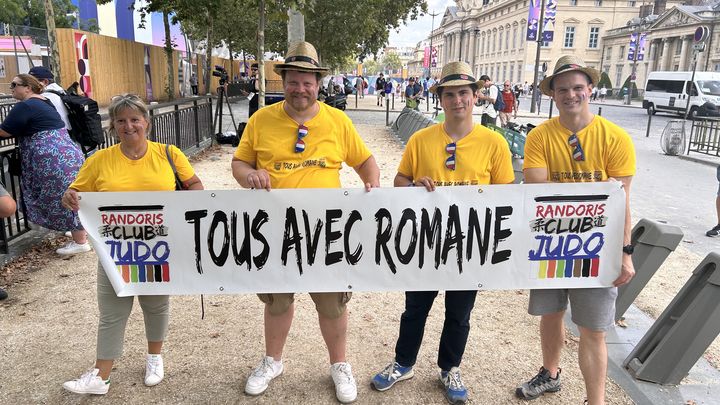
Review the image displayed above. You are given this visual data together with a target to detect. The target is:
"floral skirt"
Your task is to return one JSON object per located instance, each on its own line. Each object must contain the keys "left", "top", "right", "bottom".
{"left": 19, "top": 128, "right": 84, "bottom": 231}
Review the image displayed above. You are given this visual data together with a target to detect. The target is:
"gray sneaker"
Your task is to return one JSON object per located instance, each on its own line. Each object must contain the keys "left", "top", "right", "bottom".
{"left": 515, "top": 367, "right": 561, "bottom": 400}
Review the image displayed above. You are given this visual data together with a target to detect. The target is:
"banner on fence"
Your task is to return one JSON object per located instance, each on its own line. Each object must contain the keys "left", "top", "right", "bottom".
{"left": 78, "top": 183, "right": 626, "bottom": 297}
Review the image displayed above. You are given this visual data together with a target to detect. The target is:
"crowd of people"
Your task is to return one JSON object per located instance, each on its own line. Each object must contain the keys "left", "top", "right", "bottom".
{"left": 1, "top": 40, "right": 641, "bottom": 405}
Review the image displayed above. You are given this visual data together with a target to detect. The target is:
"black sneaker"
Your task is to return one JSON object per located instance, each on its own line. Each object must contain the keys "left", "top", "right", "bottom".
{"left": 515, "top": 366, "right": 561, "bottom": 400}
{"left": 706, "top": 224, "right": 720, "bottom": 237}
{"left": 0, "top": 287, "right": 7, "bottom": 300}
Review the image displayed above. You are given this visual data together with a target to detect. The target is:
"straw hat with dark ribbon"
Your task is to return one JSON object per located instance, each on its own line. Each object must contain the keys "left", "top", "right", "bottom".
{"left": 273, "top": 42, "right": 330, "bottom": 75}
{"left": 539, "top": 55, "right": 600, "bottom": 96}
{"left": 429, "top": 61, "right": 482, "bottom": 94}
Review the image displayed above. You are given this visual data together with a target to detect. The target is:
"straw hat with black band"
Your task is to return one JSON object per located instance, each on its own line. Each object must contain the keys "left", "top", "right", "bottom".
{"left": 539, "top": 55, "right": 600, "bottom": 96}
{"left": 429, "top": 61, "right": 482, "bottom": 94}
{"left": 273, "top": 42, "right": 330, "bottom": 75}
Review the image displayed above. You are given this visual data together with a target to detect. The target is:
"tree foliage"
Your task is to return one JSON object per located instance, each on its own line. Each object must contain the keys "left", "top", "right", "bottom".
{"left": 303, "top": 0, "right": 426, "bottom": 68}
{"left": 381, "top": 53, "right": 402, "bottom": 71}
{"left": 1, "top": 0, "right": 76, "bottom": 29}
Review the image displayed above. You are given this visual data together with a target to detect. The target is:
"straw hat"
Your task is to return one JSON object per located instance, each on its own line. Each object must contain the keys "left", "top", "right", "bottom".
{"left": 273, "top": 42, "right": 329, "bottom": 75}
{"left": 429, "top": 61, "right": 482, "bottom": 94}
{"left": 539, "top": 55, "right": 600, "bottom": 96}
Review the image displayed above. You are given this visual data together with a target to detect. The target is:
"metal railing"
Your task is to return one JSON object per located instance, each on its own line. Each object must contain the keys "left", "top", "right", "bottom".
{"left": 0, "top": 96, "right": 214, "bottom": 253}
{"left": 687, "top": 116, "right": 720, "bottom": 157}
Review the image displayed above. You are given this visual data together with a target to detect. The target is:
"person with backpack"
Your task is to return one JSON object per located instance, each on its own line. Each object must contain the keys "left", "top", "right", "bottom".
{"left": 28, "top": 66, "right": 72, "bottom": 131}
{"left": 376, "top": 73, "right": 387, "bottom": 107}
{"left": 0, "top": 74, "right": 88, "bottom": 256}
{"left": 477, "top": 74, "right": 499, "bottom": 126}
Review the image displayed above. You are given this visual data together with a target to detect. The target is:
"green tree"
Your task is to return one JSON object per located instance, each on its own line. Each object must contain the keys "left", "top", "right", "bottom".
{"left": 381, "top": 53, "right": 402, "bottom": 72}
{"left": 4, "top": 0, "right": 77, "bottom": 29}
{"left": 303, "top": 0, "right": 425, "bottom": 68}
{"left": 362, "top": 59, "right": 379, "bottom": 75}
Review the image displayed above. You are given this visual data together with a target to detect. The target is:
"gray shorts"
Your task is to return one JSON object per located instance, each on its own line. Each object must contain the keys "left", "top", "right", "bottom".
{"left": 528, "top": 287, "right": 617, "bottom": 331}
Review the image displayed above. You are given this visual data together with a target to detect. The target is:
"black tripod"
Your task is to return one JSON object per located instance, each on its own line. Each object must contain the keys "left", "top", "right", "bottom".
{"left": 213, "top": 84, "right": 238, "bottom": 142}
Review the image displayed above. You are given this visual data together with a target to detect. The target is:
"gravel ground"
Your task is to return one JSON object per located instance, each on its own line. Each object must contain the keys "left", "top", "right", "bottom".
{"left": 4, "top": 117, "right": 711, "bottom": 404}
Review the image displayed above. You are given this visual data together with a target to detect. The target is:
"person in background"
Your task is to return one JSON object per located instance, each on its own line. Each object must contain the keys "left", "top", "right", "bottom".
{"left": 706, "top": 165, "right": 720, "bottom": 237}
{"left": 405, "top": 77, "right": 421, "bottom": 110}
{"left": 376, "top": 73, "right": 387, "bottom": 107}
{"left": 499, "top": 80, "right": 517, "bottom": 128}
{"left": 61, "top": 94, "right": 204, "bottom": 395}
{"left": 371, "top": 61, "right": 514, "bottom": 405}
{"left": 189, "top": 74, "right": 199, "bottom": 96}
{"left": 0, "top": 184, "right": 17, "bottom": 301}
{"left": 28, "top": 66, "right": 71, "bottom": 130}
{"left": 476, "top": 75, "right": 498, "bottom": 126}
{"left": 0, "top": 74, "right": 88, "bottom": 256}
{"left": 248, "top": 63, "right": 260, "bottom": 117}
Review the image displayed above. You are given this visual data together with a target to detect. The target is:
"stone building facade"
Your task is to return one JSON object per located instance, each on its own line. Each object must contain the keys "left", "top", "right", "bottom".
{"left": 426, "top": 0, "right": 682, "bottom": 85}
{"left": 602, "top": 2, "right": 720, "bottom": 93}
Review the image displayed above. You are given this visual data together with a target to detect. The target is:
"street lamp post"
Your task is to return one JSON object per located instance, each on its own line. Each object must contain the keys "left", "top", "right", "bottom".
{"left": 530, "top": 0, "right": 547, "bottom": 114}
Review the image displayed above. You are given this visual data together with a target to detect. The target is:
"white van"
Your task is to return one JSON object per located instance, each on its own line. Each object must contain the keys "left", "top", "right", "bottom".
{"left": 643, "top": 71, "right": 720, "bottom": 117}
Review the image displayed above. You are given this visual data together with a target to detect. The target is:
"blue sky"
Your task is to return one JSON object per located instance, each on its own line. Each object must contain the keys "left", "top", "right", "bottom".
{"left": 389, "top": 0, "right": 454, "bottom": 47}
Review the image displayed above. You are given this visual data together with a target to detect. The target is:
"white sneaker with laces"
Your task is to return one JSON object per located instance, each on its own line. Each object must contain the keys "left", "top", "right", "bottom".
{"left": 245, "top": 356, "right": 283, "bottom": 395}
{"left": 145, "top": 354, "right": 164, "bottom": 386}
{"left": 56, "top": 241, "right": 92, "bottom": 256}
{"left": 62, "top": 368, "right": 109, "bottom": 395}
{"left": 330, "top": 362, "right": 357, "bottom": 404}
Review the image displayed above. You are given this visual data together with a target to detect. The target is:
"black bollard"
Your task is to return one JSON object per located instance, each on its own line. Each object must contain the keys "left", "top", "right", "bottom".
{"left": 392, "top": 93, "right": 395, "bottom": 110}
{"left": 598, "top": 107, "right": 602, "bottom": 116}
{"left": 548, "top": 99, "right": 554, "bottom": 119}
{"left": 386, "top": 99, "right": 390, "bottom": 126}
{"left": 355, "top": 91, "right": 358, "bottom": 109}
{"left": 646, "top": 111, "right": 653, "bottom": 137}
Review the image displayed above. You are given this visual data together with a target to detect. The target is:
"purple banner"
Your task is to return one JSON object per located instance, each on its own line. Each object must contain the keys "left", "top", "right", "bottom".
{"left": 638, "top": 33, "right": 647, "bottom": 61}
{"left": 628, "top": 33, "right": 646, "bottom": 61}
{"left": 526, "top": 0, "right": 541, "bottom": 41}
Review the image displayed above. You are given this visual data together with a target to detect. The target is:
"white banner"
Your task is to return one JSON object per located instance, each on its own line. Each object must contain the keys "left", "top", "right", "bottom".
{"left": 77, "top": 183, "right": 626, "bottom": 296}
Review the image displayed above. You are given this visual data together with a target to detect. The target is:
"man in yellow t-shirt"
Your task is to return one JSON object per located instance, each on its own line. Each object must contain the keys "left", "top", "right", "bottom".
{"left": 516, "top": 55, "right": 636, "bottom": 405}
{"left": 231, "top": 41, "right": 379, "bottom": 404}
{"left": 371, "top": 61, "right": 514, "bottom": 405}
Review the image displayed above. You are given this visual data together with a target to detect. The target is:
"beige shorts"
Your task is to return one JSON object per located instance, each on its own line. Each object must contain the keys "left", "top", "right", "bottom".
{"left": 257, "top": 292, "right": 352, "bottom": 319}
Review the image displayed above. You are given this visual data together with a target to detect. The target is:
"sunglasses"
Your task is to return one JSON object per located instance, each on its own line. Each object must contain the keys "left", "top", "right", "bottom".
{"left": 568, "top": 133, "right": 585, "bottom": 161}
{"left": 9, "top": 82, "right": 26, "bottom": 89}
{"left": 111, "top": 93, "right": 142, "bottom": 102}
{"left": 445, "top": 142, "right": 457, "bottom": 170}
{"left": 295, "top": 124, "right": 309, "bottom": 153}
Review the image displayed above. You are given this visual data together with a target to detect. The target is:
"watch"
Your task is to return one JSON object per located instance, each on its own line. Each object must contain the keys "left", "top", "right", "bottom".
{"left": 622, "top": 244, "right": 634, "bottom": 255}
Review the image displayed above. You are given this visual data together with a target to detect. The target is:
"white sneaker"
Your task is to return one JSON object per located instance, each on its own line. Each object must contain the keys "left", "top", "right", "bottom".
{"left": 330, "top": 362, "right": 357, "bottom": 404}
{"left": 62, "top": 368, "right": 110, "bottom": 395}
{"left": 245, "top": 356, "right": 283, "bottom": 395}
{"left": 145, "top": 354, "right": 164, "bottom": 386}
{"left": 56, "top": 241, "right": 92, "bottom": 256}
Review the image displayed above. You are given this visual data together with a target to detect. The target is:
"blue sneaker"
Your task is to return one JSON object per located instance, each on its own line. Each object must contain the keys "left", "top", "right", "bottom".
{"left": 440, "top": 367, "right": 468, "bottom": 404}
{"left": 371, "top": 361, "right": 414, "bottom": 391}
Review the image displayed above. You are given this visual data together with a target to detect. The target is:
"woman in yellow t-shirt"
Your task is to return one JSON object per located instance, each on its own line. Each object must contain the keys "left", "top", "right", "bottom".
{"left": 60, "top": 94, "right": 203, "bottom": 395}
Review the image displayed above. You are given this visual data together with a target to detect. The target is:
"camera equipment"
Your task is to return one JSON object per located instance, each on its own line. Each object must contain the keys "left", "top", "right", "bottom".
{"left": 212, "top": 65, "right": 229, "bottom": 85}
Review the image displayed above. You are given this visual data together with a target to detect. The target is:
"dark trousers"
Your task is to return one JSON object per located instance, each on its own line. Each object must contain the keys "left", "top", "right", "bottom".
{"left": 394, "top": 290, "right": 478, "bottom": 371}
{"left": 191, "top": 85, "right": 198, "bottom": 95}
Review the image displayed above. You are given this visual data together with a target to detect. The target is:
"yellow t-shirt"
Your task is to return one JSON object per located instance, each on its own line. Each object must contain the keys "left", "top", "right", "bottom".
{"left": 398, "top": 123, "right": 515, "bottom": 186}
{"left": 234, "top": 102, "right": 372, "bottom": 188}
{"left": 523, "top": 116, "right": 636, "bottom": 182}
{"left": 70, "top": 141, "right": 195, "bottom": 192}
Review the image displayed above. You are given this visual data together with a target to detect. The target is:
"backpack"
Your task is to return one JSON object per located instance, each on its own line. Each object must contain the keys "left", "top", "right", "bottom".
{"left": 47, "top": 90, "right": 104, "bottom": 155}
{"left": 493, "top": 85, "right": 505, "bottom": 112}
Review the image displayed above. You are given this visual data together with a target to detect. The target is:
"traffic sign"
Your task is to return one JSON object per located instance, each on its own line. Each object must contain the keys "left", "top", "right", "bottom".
{"left": 693, "top": 43, "right": 706, "bottom": 52}
{"left": 694, "top": 26, "right": 709, "bottom": 43}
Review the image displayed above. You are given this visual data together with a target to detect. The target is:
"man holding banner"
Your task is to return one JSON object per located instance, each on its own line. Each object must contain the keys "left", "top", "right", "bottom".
{"left": 516, "top": 55, "right": 636, "bottom": 405}
{"left": 231, "top": 41, "right": 380, "bottom": 404}
{"left": 371, "top": 61, "right": 514, "bottom": 404}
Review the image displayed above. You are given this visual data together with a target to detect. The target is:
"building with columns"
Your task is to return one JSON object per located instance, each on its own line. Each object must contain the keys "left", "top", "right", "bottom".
{"left": 425, "top": 0, "right": 682, "bottom": 85}
{"left": 603, "top": 1, "right": 720, "bottom": 93}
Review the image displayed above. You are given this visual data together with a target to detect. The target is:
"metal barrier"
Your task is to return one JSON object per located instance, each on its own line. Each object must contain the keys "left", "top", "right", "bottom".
{"left": 615, "top": 218, "right": 684, "bottom": 321}
{"left": 0, "top": 96, "right": 214, "bottom": 254}
{"left": 391, "top": 108, "right": 435, "bottom": 144}
{"left": 688, "top": 116, "right": 720, "bottom": 157}
{"left": 624, "top": 252, "right": 720, "bottom": 385}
